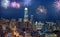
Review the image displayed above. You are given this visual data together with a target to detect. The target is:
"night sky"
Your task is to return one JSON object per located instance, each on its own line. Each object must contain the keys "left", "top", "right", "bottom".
{"left": 0, "top": 0, "right": 60, "bottom": 21}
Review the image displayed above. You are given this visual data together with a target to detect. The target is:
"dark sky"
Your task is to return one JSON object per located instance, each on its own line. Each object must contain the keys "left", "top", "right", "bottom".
{"left": 0, "top": 0, "right": 60, "bottom": 21}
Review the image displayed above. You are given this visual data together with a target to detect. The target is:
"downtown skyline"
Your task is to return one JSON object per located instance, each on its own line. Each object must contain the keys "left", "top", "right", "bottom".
{"left": 0, "top": 0, "right": 60, "bottom": 21}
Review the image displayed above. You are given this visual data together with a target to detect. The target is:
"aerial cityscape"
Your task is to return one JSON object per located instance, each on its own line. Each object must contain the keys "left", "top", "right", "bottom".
{"left": 0, "top": 0, "right": 60, "bottom": 37}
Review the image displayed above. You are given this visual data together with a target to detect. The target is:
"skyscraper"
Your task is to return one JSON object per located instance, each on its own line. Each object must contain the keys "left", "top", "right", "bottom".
{"left": 30, "top": 15, "right": 33, "bottom": 24}
{"left": 24, "top": 7, "right": 28, "bottom": 22}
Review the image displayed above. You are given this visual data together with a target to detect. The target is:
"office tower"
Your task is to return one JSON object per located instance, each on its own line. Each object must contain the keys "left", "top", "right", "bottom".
{"left": 45, "top": 33, "right": 57, "bottom": 37}
{"left": 18, "top": 18, "right": 22, "bottom": 22}
{"left": 10, "top": 19, "right": 16, "bottom": 30}
{"left": 38, "top": 22, "right": 44, "bottom": 30}
{"left": 30, "top": 15, "right": 33, "bottom": 24}
{"left": 0, "top": 19, "right": 3, "bottom": 25}
{"left": 24, "top": 32, "right": 32, "bottom": 37}
{"left": 16, "top": 18, "right": 23, "bottom": 29}
{"left": 30, "top": 15, "right": 34, "bottom": 31}
{"left": 34, "top": 21, "right": 38, "bottom": 31}
{"left": 56, "top": 20, "right": 60, "bottom": 30}
{"left": 46, "top": 22, "right": 55, "bottom": 31}
{"left": 23, "top": 7, "right": 29, "bottom": 31}
{"left": 35, "top": 21, "right": 44, "bottom": 31}
{"left": 24, "top": 7, "right": 28, "bottom": 22}
{"left": 36, "top": 21, "right": 44, "bottom": 35}
{"left": 23, "top": 7, "right": 32, "bottom": 32}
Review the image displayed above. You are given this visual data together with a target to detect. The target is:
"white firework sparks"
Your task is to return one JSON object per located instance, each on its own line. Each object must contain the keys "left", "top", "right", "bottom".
{"left": 1, "top": 0, "right": 10, "bottom": 8}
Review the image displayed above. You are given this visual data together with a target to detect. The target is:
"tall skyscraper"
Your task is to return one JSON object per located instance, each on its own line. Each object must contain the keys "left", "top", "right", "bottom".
{"left": 24, "top": 7, "right": 28, "bottom": 22}
{"left": 30, "top": 15, "right": 33, "bottom": 24}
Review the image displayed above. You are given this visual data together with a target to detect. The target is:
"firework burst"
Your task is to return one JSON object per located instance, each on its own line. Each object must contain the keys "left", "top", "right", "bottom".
{"left": 37, "top": 6, "right": 47, "bottom": 14}
{"left": 1, "top": 0, "right": 10, "bottom": 9}
{"left": 10, "top": 2, "right": 20, "bottom": 8}
{"left": 53, "top": 0, "right": 60, "bottom": 11}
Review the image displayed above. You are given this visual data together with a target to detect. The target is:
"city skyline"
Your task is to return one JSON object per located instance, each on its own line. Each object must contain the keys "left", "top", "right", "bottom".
{"left": 0, "top": 0, "right": 60, "bottom": 22}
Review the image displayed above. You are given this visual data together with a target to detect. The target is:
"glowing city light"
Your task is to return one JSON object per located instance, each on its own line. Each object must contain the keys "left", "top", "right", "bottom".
{"left": 11, "top": 2, "right": 20, "bottom": 8}
{"left": 24, "top": 7, "right": 28, "bottom": 10}
{"left": 53, "top": 0, "right": 60, "bottom": 11}
{"left": 37, "top": 6, "right": 46, "bottom": 13}
{"left": 1, "top": 0, "right": 10, "bottom": 8}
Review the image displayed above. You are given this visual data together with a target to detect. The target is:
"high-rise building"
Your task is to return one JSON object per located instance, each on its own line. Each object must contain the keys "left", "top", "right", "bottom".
{"left": 16, "top": 18, "right": 23, "bottom": 29}
{"left": 23, "top": 7, "right": 33, "bottom": 32}
{"left": 35, "top": 21, "right": 44, "bottom": 31}
{"left": 30, "top": 15, "right": 34, "bottom": 24}
{"left": 56, "top": 20, "right": 60, "bottom": 30}
{"left": 46, "top": 22, "right": 55, "bottom": 31}
{"left": 9, "top": 19, "right": 16, "bottom": 30}
{"left": 18, "top": 18, "right": 22, "bottom": 22}
{"left": 24, "top": 7, "right": 28, "bottom": 22}
{"left": 0, "top": 20, "right": 3, "bottom": 25}
{"left": 37, "top": 22, "right": 44, "bottom": 30}
{"left": 35, "top": 21, "right": 44, "bottom": 35}
{"left": 30, "top": 15, "right": 35, "bottom": 31}
{"left": 45, "top": 33, "right": 57, "bottom": 37}
{"left": 24, "top": 31, "right": 32, "bottom": 37}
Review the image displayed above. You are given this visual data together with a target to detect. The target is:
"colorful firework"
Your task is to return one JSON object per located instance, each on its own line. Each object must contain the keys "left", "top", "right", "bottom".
{"left": 10, "top": 2, "right": 20, "bottom": 8}
{"left": 53, "top": 0, "right": 60, "bottom": 11}
{"left": 37, "top": 6, "right": 46, "bottom": 14}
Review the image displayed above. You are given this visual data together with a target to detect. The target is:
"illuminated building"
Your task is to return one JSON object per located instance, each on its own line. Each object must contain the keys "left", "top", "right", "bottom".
{"left": 55, "top": 20, "right": 60, "bottom": 31}
{"left": 30, "top": 15, "right": 34, "bottom": 24}
{"left": 45, "top": 33, "right": 57, "bottom": 37}
{"left": 46, "top": 22, "right": 55, "bottom": 31}
{"left": 9, "top": 19, "right": 16, "bottom": 30}
{"left": 35, "top": 21, "right": 44, "bottom": 35}
{"left": 18, "top": 18, "right": 22, "bottom": 22}
{"left": 24, "top": 32, "right": 32, "bottom": 37}
{"left": 24, "top": 7, "right": 28, "bottom": 22}
{"left": 16, "top": 18, "right": 23, "bottom": 29}
{"left": 0, "top": 20, "right": 3, "bottom": 25}
{"left": 35, "top": 21, "right": 44, "bottom": 31}
{"left": 30, "top": 15, "right": 36, "bottom": 31}
{"left": 23, "top": 7, "right": 33, "bottom": 32}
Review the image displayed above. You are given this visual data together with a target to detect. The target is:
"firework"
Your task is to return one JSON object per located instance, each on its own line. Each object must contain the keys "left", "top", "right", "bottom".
{"left": 37, "top": 6, "right": 46, "bottom": 14}
{"left": 11, "top": 2, "right": 20, "bottom": 8}
{"left": 1, "top": 0, "right": 10, "bottom": 8}
{"left": 53, "top": 0, "right": 60, "bottom": 11}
